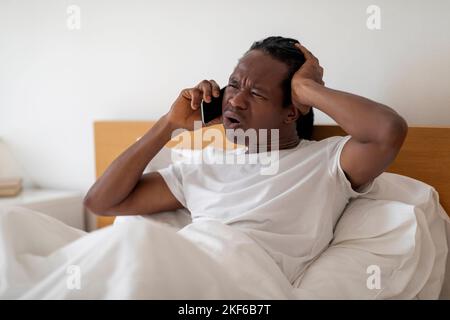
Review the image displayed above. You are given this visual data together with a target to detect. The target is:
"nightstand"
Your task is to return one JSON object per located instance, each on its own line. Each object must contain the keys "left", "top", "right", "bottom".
{"left": 0, "top": 188, "right": 85, "bottom": 230}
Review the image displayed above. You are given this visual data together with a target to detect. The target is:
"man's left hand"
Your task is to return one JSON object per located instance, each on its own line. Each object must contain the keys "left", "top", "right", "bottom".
{"left": 291, "top": 43, "right": 324, "bottom": 115}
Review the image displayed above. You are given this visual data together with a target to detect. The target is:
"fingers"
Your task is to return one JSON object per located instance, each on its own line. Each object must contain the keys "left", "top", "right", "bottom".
{"left": 209, "top": 80, "right": 221, "bottom": 98}
{"left": 195, "top": 79, "right": 221, "bottom": 104}
{"left": 294, "top": 43, "right": 324, "bottom": 85}
{"left": 295, "top": 43, "right": 319, "bottom": 64}
{"left": 318, "top": 65, "right": 324, "bottom": 82}
{"left": 188, "top": 79, "right": 221, "bottom": 110}
{"left": 294, "top": 43, "right": 312, "bottom": 58}
{"left": 195, "top": 80, "right": 212, "bottom": 103}
{"left": 186, "top": 88, "right": 203, "bottom": 110}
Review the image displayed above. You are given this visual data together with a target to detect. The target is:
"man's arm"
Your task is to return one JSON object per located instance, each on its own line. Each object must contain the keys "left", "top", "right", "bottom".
{"left": 84, "top": 79, "right": 223, "bottom": 216}
{"left": 83, "top": 115, "right": 183, "bottom": 215}
{"left": 296, "top": 81, "right": 407, "bottom": 190}
{"left": 291, "top": 44, "right": 408, "bottom": 191}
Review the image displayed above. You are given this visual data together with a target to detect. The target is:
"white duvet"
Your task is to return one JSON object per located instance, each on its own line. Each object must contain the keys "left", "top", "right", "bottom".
{"left": 0, "top": 172, "right": 449, "bottom": 299}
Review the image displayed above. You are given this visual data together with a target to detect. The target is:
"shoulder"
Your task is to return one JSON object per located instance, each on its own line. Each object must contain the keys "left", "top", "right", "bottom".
{"left": 296, "top": 135, "right": 351, "bottom": 155}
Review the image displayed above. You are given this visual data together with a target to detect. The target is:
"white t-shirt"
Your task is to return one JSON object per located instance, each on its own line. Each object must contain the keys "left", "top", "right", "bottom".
{"left": 157, "top": 135, "right": 375, "bottom": 284}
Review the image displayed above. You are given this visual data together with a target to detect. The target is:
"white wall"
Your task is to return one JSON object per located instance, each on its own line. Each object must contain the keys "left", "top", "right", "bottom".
{"left": 1, "top": 0, "right": 449, "bottom": 194}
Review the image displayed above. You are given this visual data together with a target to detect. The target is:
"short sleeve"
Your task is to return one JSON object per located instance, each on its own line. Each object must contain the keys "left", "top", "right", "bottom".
{"left": 327, "top": 135, "right": 375, "bottom": 199}
{"left": 157, "top": 162, "right": 187, "bottom": 207}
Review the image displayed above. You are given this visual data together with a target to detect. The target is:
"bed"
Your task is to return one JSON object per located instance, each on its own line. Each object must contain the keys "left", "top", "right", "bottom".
{"left": 89, "top": 121, "right": 450, "bottom": 299}
{"left": 0, "top": 121, "right": 448, "bottom": 299}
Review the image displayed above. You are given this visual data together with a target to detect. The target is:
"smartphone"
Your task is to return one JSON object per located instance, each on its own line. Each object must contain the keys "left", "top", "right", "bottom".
{"left": 201, "top": 86, "right": 226, "bottom": 125}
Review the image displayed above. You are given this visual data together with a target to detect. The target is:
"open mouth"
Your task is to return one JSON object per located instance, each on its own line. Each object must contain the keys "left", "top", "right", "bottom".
{"left": 223, "top": 110, "right": 243, "bottom": 128}
{"left": 224, "top": 116, "right": 242, "bottom": 128}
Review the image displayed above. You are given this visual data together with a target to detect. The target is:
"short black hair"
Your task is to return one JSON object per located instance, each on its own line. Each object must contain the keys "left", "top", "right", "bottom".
{"left": 246, "top": 36, "right": 314, "bottom": 140}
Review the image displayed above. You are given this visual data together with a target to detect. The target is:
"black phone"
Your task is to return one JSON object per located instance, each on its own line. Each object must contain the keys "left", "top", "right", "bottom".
{"left": 201, "top": 86, "right": 226, "bottom": 125}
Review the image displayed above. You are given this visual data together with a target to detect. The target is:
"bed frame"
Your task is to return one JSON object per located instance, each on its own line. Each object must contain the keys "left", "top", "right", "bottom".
{"left": 92, "top": 121, "right": 450, "bottom": 229}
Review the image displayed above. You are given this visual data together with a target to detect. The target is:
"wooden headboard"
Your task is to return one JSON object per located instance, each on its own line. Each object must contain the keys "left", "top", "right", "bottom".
{"left": 92, "top": 121, "right": 450, "bottom": 229}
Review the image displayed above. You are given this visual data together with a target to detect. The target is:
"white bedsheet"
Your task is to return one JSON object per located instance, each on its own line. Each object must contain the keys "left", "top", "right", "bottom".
{"left": 0, "top": 173, "right": 448, "bottom": 299}
{"left": 0, "top": 207, "right": 296, "bottom": 299}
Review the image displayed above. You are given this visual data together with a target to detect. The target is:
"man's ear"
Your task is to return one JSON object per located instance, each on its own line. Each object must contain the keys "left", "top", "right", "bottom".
{"left": 283, "top": 104, "right": 301, "bottom": 124}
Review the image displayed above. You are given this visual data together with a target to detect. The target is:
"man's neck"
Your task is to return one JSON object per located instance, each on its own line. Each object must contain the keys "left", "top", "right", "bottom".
{"left": 244, "top": 135, "right": 301, "bottom": 154}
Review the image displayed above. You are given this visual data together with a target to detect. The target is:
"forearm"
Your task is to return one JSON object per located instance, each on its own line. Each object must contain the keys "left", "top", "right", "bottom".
{"left": 297, "top": 80, "right": 407, "bottom": 143}
{"left": 84, "top": 115, "right": 174, "bottom": 212}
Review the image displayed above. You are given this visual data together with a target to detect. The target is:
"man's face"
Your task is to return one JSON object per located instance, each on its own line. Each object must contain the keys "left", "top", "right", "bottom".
{"left": 222, "top": 50, "right": 290, "bottom": 134}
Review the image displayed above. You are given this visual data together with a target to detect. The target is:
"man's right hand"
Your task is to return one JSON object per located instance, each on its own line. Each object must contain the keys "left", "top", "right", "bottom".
{"left": 165, "top": 79, "right": 223, "bottom": 131}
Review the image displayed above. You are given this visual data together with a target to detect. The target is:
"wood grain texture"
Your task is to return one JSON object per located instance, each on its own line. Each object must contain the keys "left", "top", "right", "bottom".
{"left": 92, "top": 121, "right": 450, "bottom": 229}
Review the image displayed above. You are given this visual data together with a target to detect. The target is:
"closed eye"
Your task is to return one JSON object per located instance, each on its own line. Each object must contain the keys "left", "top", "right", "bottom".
{"left": 228, "top": 83, "right": 266, "bottom": 99}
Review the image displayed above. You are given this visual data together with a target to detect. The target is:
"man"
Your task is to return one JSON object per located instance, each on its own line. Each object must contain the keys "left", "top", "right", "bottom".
{"left": 84, "top": 36, "right": 408, "bottom": 285}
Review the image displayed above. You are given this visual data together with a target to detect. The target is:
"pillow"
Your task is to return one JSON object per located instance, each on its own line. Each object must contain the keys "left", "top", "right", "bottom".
{"left": 294, "top": 172, "right": 449, "bottom": 299}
